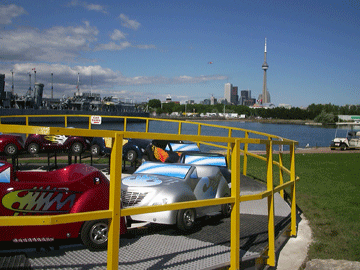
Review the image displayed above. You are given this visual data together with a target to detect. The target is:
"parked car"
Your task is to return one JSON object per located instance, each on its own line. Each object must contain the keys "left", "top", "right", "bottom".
{"left": 121, "top": 161, "right": 231, "bottom": 231}
{"left": 25, "top": 134, "right": 92, "bottom": 155}
{"left": 0, "top": 134, "right": 24, "bottom": 156}
{"left": 90, "top": 137, "right": 112, "bottom": 156}
{"left": 0, "top": 161, "right": 126, "bottom": 250}
{"left": 330, "top": 124, "right": 360, "bottom": 150}
{"left": 123, "top": 138, "right": 151, "bottom": 163}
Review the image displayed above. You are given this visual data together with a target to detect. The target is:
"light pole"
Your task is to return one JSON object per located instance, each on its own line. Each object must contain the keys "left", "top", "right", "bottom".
{"left": 10, "top": 69, "right": 14, "bottom": 95}
{"left": 28, "top": 73, "right": 31, "bottom": 95}
{"left": 51, "top": 73, "right": 53, "bottom": 99}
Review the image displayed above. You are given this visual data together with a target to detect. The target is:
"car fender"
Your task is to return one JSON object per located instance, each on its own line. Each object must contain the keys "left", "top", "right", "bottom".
{"left": 24, "top": 138, "right": 42, "bottom": 149}
{"left": 65, "top": 137, "right": 87, "bottom": 149}
{"left": 0, "top": 138, "right": 11, "bottom": 152}
{"left": 151, "top": 185, "right": 197, "bottom": 224}
{"left": 70, "top": 188, "right": 109, "bottom": 214}
{"left": 123, "top": 144, "right": 142, "bottom": 158}
{"left": 148, "top": 182, "right": 197, "bottom": 205}
{"left": 215, "top": 177, "right": 231, "bottom": 198}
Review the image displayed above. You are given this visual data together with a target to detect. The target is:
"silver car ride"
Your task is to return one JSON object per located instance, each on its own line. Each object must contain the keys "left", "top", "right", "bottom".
{"left": 121, "top": 162, "right": 231, "bottom": 231}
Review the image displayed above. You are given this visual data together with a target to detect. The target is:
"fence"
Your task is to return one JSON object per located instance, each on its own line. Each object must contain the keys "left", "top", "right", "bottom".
{"left": 0, "top": 115, "right": 299, "bottom": 269}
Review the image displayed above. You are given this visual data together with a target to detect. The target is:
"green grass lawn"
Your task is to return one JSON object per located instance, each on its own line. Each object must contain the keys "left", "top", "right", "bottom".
{"left": 245, "top": 152, "right": 360, "bottom": 262}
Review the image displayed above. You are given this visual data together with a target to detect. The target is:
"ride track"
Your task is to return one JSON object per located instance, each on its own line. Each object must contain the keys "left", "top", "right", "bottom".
{"left": 0, "top": 114, "right": 299, "bottom": 270}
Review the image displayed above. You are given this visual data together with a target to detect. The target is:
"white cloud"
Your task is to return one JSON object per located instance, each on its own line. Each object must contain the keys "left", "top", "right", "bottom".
{"left": 69, "top": 0, "right": 107, "bottom": 14}
{"left": 0, "top": 21, "right": 99, "bottom": 62}
{"left": 119, "top": 14, "right": 141, "bottom": 30}
{"left": 94, "top": 41, "right": 131, "bottom": 51}
{"left": 0, "top": 4, "right": 27, "bottom": 24}
{"left": 110, "top": 29, "right": 127, "bottom": 40}
{"left": 1, "top": 63, "right": 226, "bottom": 101}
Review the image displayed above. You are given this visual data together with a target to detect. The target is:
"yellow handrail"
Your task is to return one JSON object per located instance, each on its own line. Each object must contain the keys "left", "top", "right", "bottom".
{"left": 0, "top": 114, "right": 299, "bottom": 269}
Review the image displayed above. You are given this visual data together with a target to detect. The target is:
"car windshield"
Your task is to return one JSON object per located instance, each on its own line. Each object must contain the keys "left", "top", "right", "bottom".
{"left": 0, "top": 163, "right": 11, "bottom": 183}
{"left": 182, "top": 155, "right": 227, "bottom": 167}
{"left": 135, "top": 162, "right": 191, "bottom": 179}
{"left": 165, "top": 143, "right": 200, "bottom": 152}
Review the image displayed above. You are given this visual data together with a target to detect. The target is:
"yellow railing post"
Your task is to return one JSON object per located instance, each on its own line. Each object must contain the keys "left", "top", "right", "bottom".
{"left": 107, "top": 132, "right": 123, "bottom": 269}
{"left": 178, "top": 122, "right": 182, "bottom": 135}
{"left": 290, "top": 142, "right": 297, "bottom": 237}
{"left": 145, "top": 118, "right": 149, "bottom": 133}
{"left": 226, "top": 128, "right": 232, "bottom": 163}
{"left": 197, "top": 123, "right": 201, "bottom": 136}
{"left": 124, "top": 117, "right": 127, "bottom": 131}
{"left": 266, "top": 140, "right": 276, "bottom": 267}
{"left": 25, "top": 116, "right": 29, "bottom": 137}
{"left": 197, "top": 124, "right": 202, "bottom": 148}
{"left": 243, "top": 131, "right": 249, "bottom": 176}
{"left": 64, "top": 116, "right": 68, "bottom": 128}
{"left": 88, "top": 116, "right": 91, "bottom": 130}
{"left": 279, "top": 151, "right": 284, "bottom": 199}
{"left": 230, "top": 139, "right": 240, "bottom": 270}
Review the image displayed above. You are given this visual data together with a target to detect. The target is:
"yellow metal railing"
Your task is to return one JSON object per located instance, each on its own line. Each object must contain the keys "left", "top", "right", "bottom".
{"left": 0, "top": 115, "right": 299, "bottom": 269}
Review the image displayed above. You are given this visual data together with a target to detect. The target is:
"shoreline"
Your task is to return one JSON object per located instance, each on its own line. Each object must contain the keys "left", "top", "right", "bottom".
{"left": 153, "top": 116, "right": 330, "bottom": 126}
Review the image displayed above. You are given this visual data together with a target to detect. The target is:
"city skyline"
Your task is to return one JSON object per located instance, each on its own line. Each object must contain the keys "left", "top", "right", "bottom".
{"left": 0, "top": 1, "right": 359, "bottom": 108}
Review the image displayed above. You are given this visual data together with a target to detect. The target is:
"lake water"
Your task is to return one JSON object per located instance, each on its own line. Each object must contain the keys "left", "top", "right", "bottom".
{"left": 54, "top": 118, "right": 338, "bottom": 152}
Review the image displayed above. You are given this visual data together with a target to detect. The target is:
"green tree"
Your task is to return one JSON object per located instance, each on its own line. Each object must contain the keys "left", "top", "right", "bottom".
{"left": 148, "top": 99, "right": 161, "bottom": 109}
{"left": 314, "top": 110, "right": 337, "bottom": 124}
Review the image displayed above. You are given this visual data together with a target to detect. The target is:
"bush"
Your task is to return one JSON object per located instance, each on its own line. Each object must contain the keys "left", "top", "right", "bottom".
{"left": 314, "top": 110, "right": 337, "bottom": 124}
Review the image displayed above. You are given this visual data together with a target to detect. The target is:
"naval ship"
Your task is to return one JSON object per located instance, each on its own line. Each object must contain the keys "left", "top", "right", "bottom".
{"left": 0, "top": 74, "right": 149, "bottom": 118}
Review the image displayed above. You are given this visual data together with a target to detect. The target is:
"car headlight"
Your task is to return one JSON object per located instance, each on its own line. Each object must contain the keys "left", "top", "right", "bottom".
{"left": 152, "top": 198, "right": 168, "bottom": 206}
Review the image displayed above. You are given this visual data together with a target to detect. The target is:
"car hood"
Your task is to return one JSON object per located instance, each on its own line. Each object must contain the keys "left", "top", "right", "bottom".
{"left": 122, "top": 173, "right": 183, "bottom": 189}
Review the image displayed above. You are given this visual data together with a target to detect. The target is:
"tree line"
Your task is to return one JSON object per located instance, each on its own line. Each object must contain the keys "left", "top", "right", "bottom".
{"left": 142, "top": 99, "right": 360, "bottom": 123}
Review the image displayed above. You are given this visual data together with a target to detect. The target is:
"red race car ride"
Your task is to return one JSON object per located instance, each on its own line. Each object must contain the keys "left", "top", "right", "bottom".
{"left": 0, "top": 134, "right": 25, "bottom": 156}
{"left": 0, "top": 161, "right": 126, "bottom": 250}
{"left": 25, "top": 133, "right": 92, "bottom": 155}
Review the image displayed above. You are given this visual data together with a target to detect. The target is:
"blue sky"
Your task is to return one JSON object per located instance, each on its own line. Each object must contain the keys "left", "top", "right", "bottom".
{"left": 0, "top": 0, "right": 359, "bottom": 107}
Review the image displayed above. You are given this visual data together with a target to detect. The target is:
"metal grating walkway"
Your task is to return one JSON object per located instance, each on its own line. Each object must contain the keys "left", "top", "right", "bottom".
{"left": 0, "top": 175, "right": 293, "bottom": 270}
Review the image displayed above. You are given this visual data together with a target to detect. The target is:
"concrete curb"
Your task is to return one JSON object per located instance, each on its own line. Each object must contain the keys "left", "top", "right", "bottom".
{"left": 276, "top": 213, "right": 312, "bottom": 270}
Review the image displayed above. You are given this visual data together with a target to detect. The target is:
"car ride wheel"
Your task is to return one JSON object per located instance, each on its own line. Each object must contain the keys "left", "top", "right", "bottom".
{"left": 340, "top": 144, "right": 347, "bottom": 151}
{"left": 71, "top": 142, "right": 83, "bottom": 155}
{"left": 176, "top": 208, "right": 196, "bottom": 231}
{"left": 221, "top": 202, "right": 232, "bottom": 218}
{"left": 126, "top": 149, "right": 137, "bottom": 163}
{"left": 81, "top": 219, "right": 108, "bottom": 250}
{"left": 91, "top": 144, "right": 101, "bottom": 156}
{"left": 27, "top": 143, "right": 40, "bottom": 155}
{"left": 4, "top": 144, "right": 18, "bottom": 156}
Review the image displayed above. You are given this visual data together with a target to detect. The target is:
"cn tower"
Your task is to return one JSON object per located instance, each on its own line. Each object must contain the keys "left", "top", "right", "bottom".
{"left": 261, "top": 38, "right": 269, "bottom": 104}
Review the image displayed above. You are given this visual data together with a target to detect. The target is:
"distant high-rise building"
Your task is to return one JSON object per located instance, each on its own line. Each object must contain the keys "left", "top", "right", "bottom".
{"left": 240, "top": 90, "right": 251, "bottom": 105}
{"left": 261, "top": 38, "right": 270, "bottom": 104}
{"left": 224, "top": 83, "right": 239, "bottom": 105}
{"left": 165, "top": 94, "right": 172, "bottom": 103}
{"left": 244, "top": 98, "right": 256, "bottom": 106}
{"left": 231, "top": 86, "right": 238, "bottom": 105}
{"left": 224, "top": 83, "right": 232, "bottom": 104}
{"left": 201, "top": 99, "right": 211, "bottom": 105}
